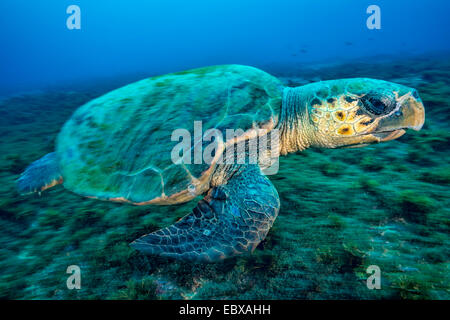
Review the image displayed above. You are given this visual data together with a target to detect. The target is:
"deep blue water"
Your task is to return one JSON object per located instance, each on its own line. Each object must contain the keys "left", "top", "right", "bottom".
{"left": 1, "top": 0, "right": 449, "bottom": 95}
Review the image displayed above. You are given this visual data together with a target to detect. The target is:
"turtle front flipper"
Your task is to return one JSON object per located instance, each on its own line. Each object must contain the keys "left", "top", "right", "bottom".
{"left": 131, "top": 165, "right": 280, "bottom": 262}
{"left": 17, "top": 152, "right": 63, "bottom": 195}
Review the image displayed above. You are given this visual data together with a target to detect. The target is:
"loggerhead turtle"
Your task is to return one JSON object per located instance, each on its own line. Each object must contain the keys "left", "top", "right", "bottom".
{"left": 17, "top": 65, "right": 425, "bottom": 262}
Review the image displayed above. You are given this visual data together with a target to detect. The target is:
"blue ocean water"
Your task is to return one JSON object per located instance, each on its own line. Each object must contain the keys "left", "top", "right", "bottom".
{"left": 1, "top": 0, "right": 449, "bottom": 95}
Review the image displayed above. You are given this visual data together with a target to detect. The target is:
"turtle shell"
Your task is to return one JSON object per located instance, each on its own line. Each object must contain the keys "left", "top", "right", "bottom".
{"left": 57, "top": 65, "right": 283, "bottom": 204}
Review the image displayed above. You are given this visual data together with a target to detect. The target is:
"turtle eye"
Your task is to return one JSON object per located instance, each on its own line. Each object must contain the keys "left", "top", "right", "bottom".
{"left": 360, "top": 93, "right": 395, "bottom": 116}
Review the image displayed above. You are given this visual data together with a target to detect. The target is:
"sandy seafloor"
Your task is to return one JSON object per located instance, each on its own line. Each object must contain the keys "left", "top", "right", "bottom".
{"left": 0, "top": 55, "right": 448, "bottom": 299}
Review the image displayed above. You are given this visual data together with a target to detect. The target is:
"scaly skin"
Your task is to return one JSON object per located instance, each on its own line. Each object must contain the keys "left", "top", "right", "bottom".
{"left": 17, "top": 67, "right": 426, "bottom": 262}
{"left": 278, "top": 78, "right": 425, "bottom": 153}
{"left": 132, "top": 165, "right": 279, "bottom": 262}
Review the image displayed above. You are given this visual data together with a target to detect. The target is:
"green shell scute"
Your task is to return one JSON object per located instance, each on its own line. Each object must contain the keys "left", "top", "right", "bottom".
{"left": 57, "top": 65, "right": 283, "bottom": 203}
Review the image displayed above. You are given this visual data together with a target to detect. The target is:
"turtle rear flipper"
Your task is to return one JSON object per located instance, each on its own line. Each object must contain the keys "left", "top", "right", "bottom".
{"left": 17, "top": 152, "right": 63, "bottom": 195}
{"left": 131, "top": 165, "right": 280, "bottom": 262}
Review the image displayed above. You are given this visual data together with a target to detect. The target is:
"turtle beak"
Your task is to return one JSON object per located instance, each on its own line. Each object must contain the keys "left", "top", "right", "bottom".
{"left": 341, "top": 90, "right": 426, "bottom": 148}
{"left": 370, "top": 90, "right": 425, "bottom": 142}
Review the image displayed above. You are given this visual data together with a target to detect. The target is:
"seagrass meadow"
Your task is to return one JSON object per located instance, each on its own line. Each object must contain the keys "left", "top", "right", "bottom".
{"left": 0, "top": 55, "right": 448, "bottom": 299}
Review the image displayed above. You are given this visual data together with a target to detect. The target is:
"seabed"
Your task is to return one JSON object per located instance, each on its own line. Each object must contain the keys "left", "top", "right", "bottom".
{"left": 0, "top": 55, "right": 448, "bottom": 299}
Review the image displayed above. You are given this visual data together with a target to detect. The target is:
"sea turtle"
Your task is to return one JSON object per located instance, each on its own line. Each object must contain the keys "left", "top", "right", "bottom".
{"left": 17, "top": 65, "right": 425, "bottom": 262}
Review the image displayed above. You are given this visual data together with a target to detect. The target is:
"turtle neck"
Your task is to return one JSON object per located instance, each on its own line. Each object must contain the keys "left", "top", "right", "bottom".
{"left": 278, "top": 86, "right": 311, "bottom": 154}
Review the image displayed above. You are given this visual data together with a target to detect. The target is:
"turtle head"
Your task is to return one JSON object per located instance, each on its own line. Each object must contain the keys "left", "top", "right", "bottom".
{"left": 297, "top": 78, "right": 425, "bottom": 149}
